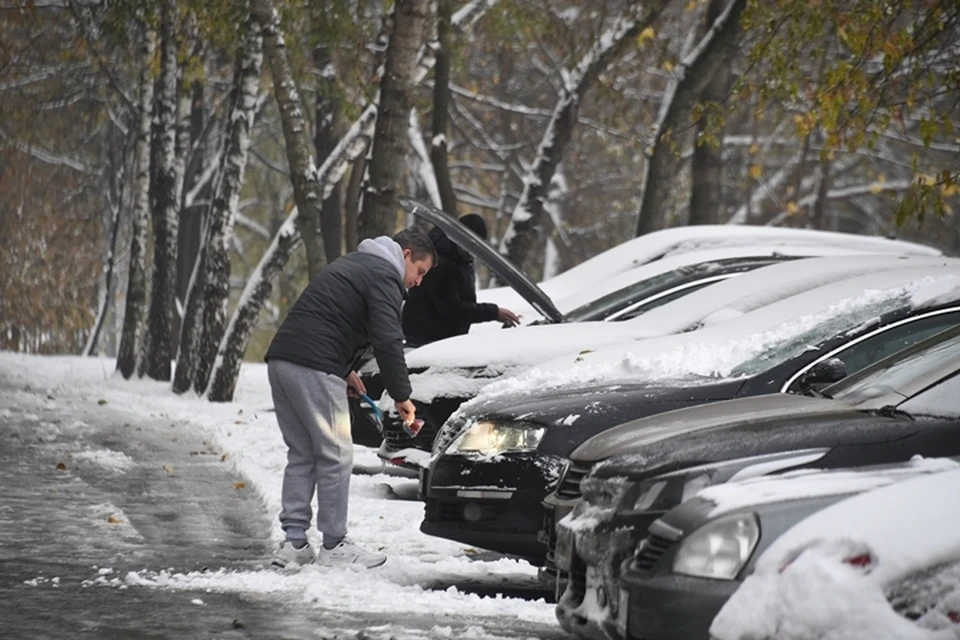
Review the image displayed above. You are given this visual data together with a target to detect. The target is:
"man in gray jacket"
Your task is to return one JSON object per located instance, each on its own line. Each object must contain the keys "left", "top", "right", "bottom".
{"left": 265, "top": 228, "right": 436, "bottom": 569}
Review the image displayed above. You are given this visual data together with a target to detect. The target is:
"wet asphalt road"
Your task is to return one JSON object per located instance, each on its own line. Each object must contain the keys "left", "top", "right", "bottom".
{"left": 0, "top": 378, "right": 567, "bottom": 640}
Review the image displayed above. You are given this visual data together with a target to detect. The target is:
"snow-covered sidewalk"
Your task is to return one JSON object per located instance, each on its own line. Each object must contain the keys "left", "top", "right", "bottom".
{"left": 0, "top": 353, "right": 559, "bottom": 636}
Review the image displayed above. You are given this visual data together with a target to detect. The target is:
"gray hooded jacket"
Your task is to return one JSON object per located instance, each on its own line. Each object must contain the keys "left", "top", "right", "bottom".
{"left": 265, "top": 237, "right": 412, "bottom": 402}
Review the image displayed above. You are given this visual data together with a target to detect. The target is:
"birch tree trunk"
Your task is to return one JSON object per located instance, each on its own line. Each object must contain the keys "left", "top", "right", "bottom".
{"left": 86, "top": 124, "right": 126, "bottom": 356}
{"left": 192, "top": 15, "right": 264, "bottom": 395}
{"left": 634, "top": 0, "right": 747, "bottom": 237}
{"left": 430, "top": 0, "right": 457, "bottom": 215}
{"left": 117, "top": 26, "right": 155, "bottom": 379}
{"left": 207, "top": 217, "right": 299, "bottom": 402}
{"left": 140, "top": 0, "right": 181, "bottom": 382}
{"left": 500, "top": 1, "right": 667, "bottom": 271}
{"left": 360, "top": 0, "right": 430, "bottom": 239}
{"left": 252, "top": 0, "right": 327, "bottom": 278}
{"left": 205, "top": 0, "right": 497, "bottom": 402}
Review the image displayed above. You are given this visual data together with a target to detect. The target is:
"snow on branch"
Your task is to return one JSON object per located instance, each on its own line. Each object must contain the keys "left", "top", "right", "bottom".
{"left": 408, "top": 109, "right": 443, "bottom": 208}
{"left": 0, "top": 128, "right": 96, "bottom": 174}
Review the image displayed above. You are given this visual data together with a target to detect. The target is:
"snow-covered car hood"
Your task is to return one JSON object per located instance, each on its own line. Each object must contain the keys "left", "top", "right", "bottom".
{"left": 570, "top": 393, "right": 855, "bottom": 463}
{"left": 710, "top": 467, "right": 960, "bottom": 640}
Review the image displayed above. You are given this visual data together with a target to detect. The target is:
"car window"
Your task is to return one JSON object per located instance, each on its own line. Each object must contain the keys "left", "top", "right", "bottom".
{"left": 784, "top": 311, "right": 960, "bottom": 392}
{"left": 611, "top": 278, "right": 724, "bottom": 321}
{"left": 829, "top": 327, "right": 960, "bottom": 403}
{"left": 897, "top": 372, "right": 960, "bottom": 418}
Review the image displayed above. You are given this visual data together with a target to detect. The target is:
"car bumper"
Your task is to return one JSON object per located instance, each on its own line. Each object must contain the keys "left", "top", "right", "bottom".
{"left": 619, "top": 570, "right": 738, "bottom": 640}
{"left": 421, "top": 451, "right": 564, "bottom": 563}
{"left": 554, "top": 512, "right": 659, "bottom": 640}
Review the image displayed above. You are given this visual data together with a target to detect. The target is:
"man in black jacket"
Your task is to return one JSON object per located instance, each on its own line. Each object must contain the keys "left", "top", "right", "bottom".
{"left": 265, "top": 228, "right": 436, "bottom": 569}
{"left": 402, "top": 213, "right": 519, "bottom": 347}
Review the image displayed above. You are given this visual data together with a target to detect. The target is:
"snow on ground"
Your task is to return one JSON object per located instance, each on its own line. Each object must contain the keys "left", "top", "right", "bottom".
{"left": 0, "top": 354, "right": 556, "bottom": 630}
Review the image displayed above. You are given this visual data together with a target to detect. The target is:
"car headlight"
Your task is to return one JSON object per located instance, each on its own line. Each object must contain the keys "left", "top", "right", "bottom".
{"left": 672, "top": 512, "right": 760, "bottom": 580}
{"left": 450, "top": 420, "right": 545, "bottom": 455}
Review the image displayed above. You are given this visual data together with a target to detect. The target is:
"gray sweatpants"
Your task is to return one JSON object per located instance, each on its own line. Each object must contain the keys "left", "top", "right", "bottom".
{"left": 267, "top": 359, "right": 352, "bottom": 543}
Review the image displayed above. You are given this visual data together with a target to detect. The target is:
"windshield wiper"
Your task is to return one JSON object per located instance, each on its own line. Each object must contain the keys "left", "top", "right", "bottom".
{"left": 802, "top": 387, "right": 832, "bottom": 399}
{"left": 873, "top": 405, "right": 915, "bottom": 421}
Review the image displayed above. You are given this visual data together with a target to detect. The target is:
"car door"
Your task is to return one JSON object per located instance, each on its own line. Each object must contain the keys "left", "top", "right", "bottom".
{"left": 781, "top": 307, "right": 960, "bottom": 393}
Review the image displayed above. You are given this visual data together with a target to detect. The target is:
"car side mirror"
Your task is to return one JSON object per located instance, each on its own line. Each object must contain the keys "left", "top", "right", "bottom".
{"left": 798, "top": 357, "right": 848, "bottom": 391}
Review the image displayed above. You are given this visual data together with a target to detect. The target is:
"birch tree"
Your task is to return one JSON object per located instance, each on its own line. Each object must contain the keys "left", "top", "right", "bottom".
{"left": 206, "top": 0, "right": 497, "bottom": 402}
{"left": 634, "top": 0, "right": 747, "bottom": 236}
{"left": 173, "top": 14, "right": 264, "bottom": 396}
{"left": 429, "top": 0, "right": 458, "bottom": 215}
{"left": 117, "top": 26, "right": 156, "bottom": 379}
{"left": 500, "top": 1, "right": 669, "bottom": 271}
{"left": 139, "top": 0, "right": 181, "bottom": 382}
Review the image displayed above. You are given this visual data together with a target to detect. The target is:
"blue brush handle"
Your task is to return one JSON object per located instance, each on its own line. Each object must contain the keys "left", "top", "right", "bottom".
{"left": 359, "top": 393, "right": 383, "bottom": 421}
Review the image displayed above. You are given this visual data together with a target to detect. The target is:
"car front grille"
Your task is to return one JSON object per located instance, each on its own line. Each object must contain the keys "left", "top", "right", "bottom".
{"left": 555, "top": 462, "right": 593, "bottom": 500}
{"left": 632, "top": 534, "right": 673, "bottom": 573}
{"left": 382, "top": 417, "right": 439, "bottom": 453}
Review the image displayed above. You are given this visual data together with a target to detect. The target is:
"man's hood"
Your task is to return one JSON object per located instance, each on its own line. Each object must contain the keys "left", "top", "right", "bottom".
{"left": 358, "top": 236, "right": 405, "bottom": 283}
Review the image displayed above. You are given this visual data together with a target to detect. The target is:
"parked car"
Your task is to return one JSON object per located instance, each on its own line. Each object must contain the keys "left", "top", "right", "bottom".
{"left": 619, "top": 460, "right": 960, "bottom": 640}
{"left": 364, "top": 253, "right": 951, "bottom": 459}
{"left": 418, "top": 267, "right": 960, "bottom": 563}
{"left": 351, "top": 199, "right": 941, "bottom": 451}
{"left": 553, "top": 323, "right": 960, "bottom": 639}
{"left": 709, "top": 466, "right": 960, "bottom": 640}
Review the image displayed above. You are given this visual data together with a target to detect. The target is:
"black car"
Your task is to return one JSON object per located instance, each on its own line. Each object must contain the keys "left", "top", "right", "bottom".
{"left": 553, "top": 324, "right": 960, "bottom": 640}
{"left": 620, "top": 457, "right": 960, "bottom": 640}
{"left": 419, "top": 267, "right": 960, "bottom": 564}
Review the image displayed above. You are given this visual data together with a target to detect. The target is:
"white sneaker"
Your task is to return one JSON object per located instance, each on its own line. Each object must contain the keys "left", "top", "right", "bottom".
{"left": 271, "top": 540, "right": 315, "bottom": 569}
{"left": 317, "top": 538, "right": 387, "bottom": 568}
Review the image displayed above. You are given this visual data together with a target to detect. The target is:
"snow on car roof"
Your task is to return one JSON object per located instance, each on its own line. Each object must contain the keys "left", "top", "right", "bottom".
{"left": 699, "top": 457, "right": 960, "bottom": 518}
{"left": 406, "top": 256, "right": 957, "bottom": 372}
{"left": 475, "top": 227, "right": 939, "bottom": 315}
{"left": 552, "top": 243, "right": 885, "bottom": 315}
{"left": 463, "top": 265, "right": 960, "bottom": 405}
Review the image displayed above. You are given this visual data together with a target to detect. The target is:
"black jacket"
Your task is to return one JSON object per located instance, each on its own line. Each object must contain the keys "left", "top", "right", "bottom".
{"left": 266, "top": 238, "right": 412, "bottom": 402}
{"left": 402, "top": 227, "right": 498, "bottom": 346}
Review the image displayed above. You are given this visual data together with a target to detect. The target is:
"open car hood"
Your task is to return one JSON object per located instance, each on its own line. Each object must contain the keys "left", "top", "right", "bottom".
{"left": 401, "top": 197, "right": 564, "bottom": 323}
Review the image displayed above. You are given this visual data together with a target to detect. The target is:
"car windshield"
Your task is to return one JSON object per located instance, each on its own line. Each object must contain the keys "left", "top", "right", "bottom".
{"left": 827, "top": 327, "right": 960, "bottom": 404}
{"left": 562, "top": 257, "right": 783, "bottom": 323}
{"left": 726, "top": 293, "right": 911, "bottom": 378}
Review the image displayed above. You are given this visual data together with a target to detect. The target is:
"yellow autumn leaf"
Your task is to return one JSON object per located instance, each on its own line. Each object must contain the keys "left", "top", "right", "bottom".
{"left": 748, "top": 143, "right": 760, "bottom": 155}
{"left": 162, "top": 464, "right": 174, "bottom": 474}
{"left": 664, "top": 60, "right": 675, "bottom": 72}
{"left": 107, "top": 516, "right": 121, "bottom": 524}
{"left": 869, "top": 182, "right": 884, "bottom": 194}
{"left": 686, "top": 0, "right": 698, "bottom": 10}
{"left": 749, "top": 164, "right": 763, "bottom": 180}
{"left": 786, "top": 201, "right": 799, "bottom": 215}
{"left": 233, "top": 481, "right": 246, "bottom": 490}
{"left": 636, "top": 27, "right": 655, "bottom": 46}
{"left": 944, "top": 202, "right": 953, "bottom": 216}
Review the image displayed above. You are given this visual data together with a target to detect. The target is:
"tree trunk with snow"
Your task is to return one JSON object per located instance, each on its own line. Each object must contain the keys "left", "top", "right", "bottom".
{"left": 360, "top": 0, "right": 430, "bottom": 239}
{"left": 252, "top": 0, "right": 327, "bottom": 278}
{"left": 86, "top": 125, "right": 126, "bottom": 356}
{"left": 314, "top": 40, "right": 343, "bottom": 262}
{"left": 117, "top": 26, "right": 155, "bottom": 379}
{"left": 191, "top": 15, "right": 264, "bottom": 395}
{"left": 203, "top": 0, "right": 498, "bottom": 401}
{"left": 634, "top": 0, "right": 747, "bottom": 237}
{"left": 500, "top": 1, "right": 667, "bottom": 271}
{"left": 140, "top": 0, "right": 181, "bottom": 382}
{"left": 207, "top": 217, "right": 299, "bottom": 402}
{"left": 430, "top": 0, "right": 457, "bottom": 215}
{"left": 688, "top": 0, "right": 735, "bottom": 225}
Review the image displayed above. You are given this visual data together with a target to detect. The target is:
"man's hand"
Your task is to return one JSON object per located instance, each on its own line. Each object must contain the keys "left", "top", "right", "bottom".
{"left": 395, "top": 399, "right": 417, "bottom": 425}
{"left": 497, "top": 306, "right": 521, "bottom": 327}
{"left": 346, "top": 371, "right": 366, "bottom": 398}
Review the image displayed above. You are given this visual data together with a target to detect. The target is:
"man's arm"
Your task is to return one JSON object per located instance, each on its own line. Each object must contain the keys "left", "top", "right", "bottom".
{"left": 366, "top": 276, "right": 413, "bottom": 403}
